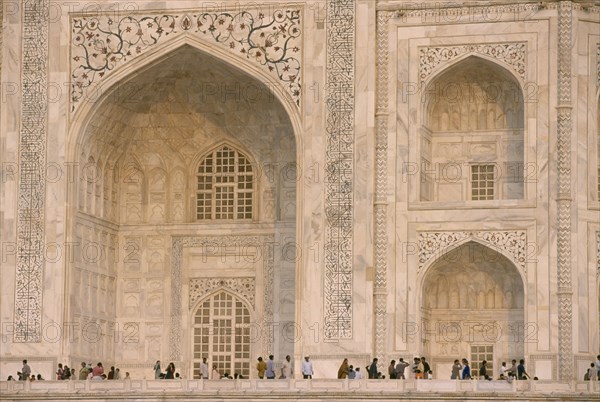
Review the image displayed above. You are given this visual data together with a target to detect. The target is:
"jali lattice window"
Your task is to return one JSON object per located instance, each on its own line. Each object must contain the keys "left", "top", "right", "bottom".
{"left": 471, "top": 164, "right": 495, "bottom": 200}
{"left": 197, "top": 146, "right": 254, "bottom": 220}
{"left": 470, "top": 345, "right": 494, "bottom": 377}
{"left": 192, "top": 291, "right": 251, "bottom": 379}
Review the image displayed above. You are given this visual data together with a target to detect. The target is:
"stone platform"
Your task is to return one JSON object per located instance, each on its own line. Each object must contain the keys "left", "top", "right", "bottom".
{"left": 0, "top": 379, "right": 598, "bottom": 401}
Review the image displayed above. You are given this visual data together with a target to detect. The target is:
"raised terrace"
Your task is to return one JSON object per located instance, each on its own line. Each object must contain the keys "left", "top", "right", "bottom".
{"left": 1, "top": 379, "right": 599, "bottom": 401}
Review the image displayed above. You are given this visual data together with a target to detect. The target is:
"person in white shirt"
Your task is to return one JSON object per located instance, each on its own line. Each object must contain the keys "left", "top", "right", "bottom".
{"left": 301, "top": 356, "right": 313, "bottom": 379}
{"left": 498, "top": 362, "right": 507, "bottom": 380}
{"left": 281, "top": 355, "right": 293, "bottom": 379}
{"left": 354, "top": 367, "right": 363, "bottom": 379}
{"left": 201, "top": 358, "right": 209, "bottom": 379}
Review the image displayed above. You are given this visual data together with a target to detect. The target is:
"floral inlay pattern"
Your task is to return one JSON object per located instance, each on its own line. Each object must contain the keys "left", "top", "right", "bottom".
{"left": 71, "top": 9, "right": 301, "bottom": 111}
{"left": 189, "top": 278, "right": 255, "bottom": 308}
{"left": 419, "top": 43, "right": 526, "bottom": 83}
{"left": 418, "top": 231, "right": 527, "bottom": 274}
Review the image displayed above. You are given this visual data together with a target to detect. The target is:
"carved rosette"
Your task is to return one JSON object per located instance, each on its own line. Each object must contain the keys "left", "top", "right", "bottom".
{"left": 418, "top": 231, "right": 527, "bottom": 274}
{"left": 170, "top": 235, "right": 274, "bottom": 361}
{"left": 323, "top": 0, "right": 355, "bottom": 340}
{"left": 14, "top": 0, "right": 50, "bottom": 343}
{"left": 70, "top": 9, "right": 301, "bottom": 111}
{"left": 189, "top": 278, "right": 255, "bottom": 308}
{"left": 419, "top": 42, "right": 526, "bottom": 84}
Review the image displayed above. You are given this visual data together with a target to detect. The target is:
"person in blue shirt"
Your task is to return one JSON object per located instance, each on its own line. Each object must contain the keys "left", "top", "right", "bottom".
{"left": 266, "top": 355, "right": 276, "bottom": 379}
{"left": 461, "top": 358, "right": 471, "bottom": 379}
{"left": 517, "top": 359, "right": 529, "bottom": 380}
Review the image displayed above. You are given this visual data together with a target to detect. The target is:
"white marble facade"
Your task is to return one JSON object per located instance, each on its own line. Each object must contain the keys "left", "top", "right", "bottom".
{"left": 0, "top": 0, "right": 598, "bottom": 383}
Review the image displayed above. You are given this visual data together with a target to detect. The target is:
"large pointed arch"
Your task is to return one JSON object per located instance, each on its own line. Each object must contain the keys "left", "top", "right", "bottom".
{"left": 416, "top": 241, "right": 527, "bottom": 378}
{"left": 190, "top": 289, "right": 255, "bottom": 379}
{"left": 63, "top": 34, "right": 302, "bottom": 375}
{"left": 67, "top": 34, "right": 303, "bottom": 161}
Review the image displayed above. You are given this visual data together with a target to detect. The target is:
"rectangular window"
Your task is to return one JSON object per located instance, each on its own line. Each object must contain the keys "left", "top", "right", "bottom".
{"left": 471, "top": 164, "right": 495, "bottom": 200}
{"left": 470, "top": 345, "right": 493, "bottom": 377}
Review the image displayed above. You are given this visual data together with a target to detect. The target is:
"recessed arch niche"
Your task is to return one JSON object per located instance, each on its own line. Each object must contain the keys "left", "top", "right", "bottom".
{"left": 420, "top": 241, "right": 525, "bottom": 376}
{"left": 420, "top": 56, "right": 525, "bottom": 202}
{"left": 66, "top": 43, "right": 298, "bottom": 378}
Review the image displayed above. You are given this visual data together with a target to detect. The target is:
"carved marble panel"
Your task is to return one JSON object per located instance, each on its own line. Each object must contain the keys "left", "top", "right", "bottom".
{"left": 596, "top": 231, "right": 600, "bottom": 278}
{"left": 14, "top": 0, "right": 50, "bottom": 343}
{"left": 418, "top": 231, "right": 527, "bottom": 274}
{"left": 189, "top": 277, "right": 255, "bottom": 308}
{"left": 324, "top": 0, "right": 355, "bottom": 340}
{"left": 419, "top": 42, "right": 526, "bottom": 84}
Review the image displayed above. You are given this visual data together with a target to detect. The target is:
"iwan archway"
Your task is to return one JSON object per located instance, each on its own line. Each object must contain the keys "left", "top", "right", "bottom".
{"left": 65, "top": 38, "right": 301, "bottom": 379}
{"left": 420, "top": 241, "right": 525, "bottom": 378}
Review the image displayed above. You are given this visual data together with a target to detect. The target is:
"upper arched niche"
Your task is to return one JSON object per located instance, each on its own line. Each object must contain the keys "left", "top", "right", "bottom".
{"left": 419, "top": 56, "right": 525, "bottom": 202}
{"left": 422, "top": 241, "right": 524, "bottom": 311}
{"left": 424, "top": 56, "right": 524, "bottom": 132}
{"left": 75, "top": 44, "right": 296, "bottom": 224}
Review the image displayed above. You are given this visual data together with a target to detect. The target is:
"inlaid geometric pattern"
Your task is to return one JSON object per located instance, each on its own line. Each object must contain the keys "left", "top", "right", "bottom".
{"left": 323, "top": 0, "right": 355, "bottom": 340}
{"left": 596, "top": 231, "right": 600, "bottom": 278}
{"left": 14, "top": 0, "right": 50, "bottom": 343}
{"left": 556, "top": 0, "right": 573, "bottom": 381}
{"left": 70, "top": 9, "right": 301, "bottom": 111}
{"left": 418, "top": 231, "right": 527, "bottom": 274}
{"left": 374, "top": 10, "right": 393, "bottom": 359}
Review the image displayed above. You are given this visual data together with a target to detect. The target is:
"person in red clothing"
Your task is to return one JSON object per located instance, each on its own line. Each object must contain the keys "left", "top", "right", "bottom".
{"left": 92, "top": 362, "right": 104, "bottom": 380}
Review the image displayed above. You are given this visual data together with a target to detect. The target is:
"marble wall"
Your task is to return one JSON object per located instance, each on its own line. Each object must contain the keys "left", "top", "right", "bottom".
{"left": 0, "top": 0, "right": 598, "bottom": 383}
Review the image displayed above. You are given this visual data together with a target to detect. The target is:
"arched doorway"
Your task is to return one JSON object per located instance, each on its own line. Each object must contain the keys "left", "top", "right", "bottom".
{"left": 420, "top": 56, "right": 525, "bottom": 202}
{"left": 191, "top": 291, "right": 252, "bottom": 379}
{"left": 420, "top": 241, "right": 525, "bottom": 378}
{"left": 65, "top": 43, "right": 299, "bottom": 378}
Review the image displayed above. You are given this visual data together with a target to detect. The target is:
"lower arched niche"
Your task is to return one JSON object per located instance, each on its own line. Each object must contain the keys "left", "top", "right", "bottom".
{"left": 421, "top": 241, "right": 524, "bottom": 378}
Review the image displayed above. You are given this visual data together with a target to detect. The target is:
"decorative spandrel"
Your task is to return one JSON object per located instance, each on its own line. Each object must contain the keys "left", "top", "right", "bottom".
{"left": 71, "top": 9, "right": 301, "bottom": 111}
{"left": 419, "top": 42, "right": 526, "bottom": 84}
{"left": 418, "top": 231, "right": 527, "bottom": 274}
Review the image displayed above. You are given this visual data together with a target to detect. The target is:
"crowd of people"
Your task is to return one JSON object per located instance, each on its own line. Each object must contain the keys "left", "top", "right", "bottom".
{"left": 8, "top": 360, "right": 130, "bottom": 381}
{"left": 10, "top": 355, "right": 600, "bottom": 382}
{"left": 153, "top": 361, "right": 183, "bottom": 379}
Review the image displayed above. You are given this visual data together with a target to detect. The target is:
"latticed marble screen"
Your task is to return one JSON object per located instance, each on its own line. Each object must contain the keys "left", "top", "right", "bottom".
{"left": 470, "top": 345, "right": 494, "bottom": 377}
{"left": 197, "top": 146, "right": 254, "bottom": 220}
{"left": 192, "top": 291, "right": 251, "bottom": 379}
{"left": 471, "top": 164, "right": 495, "bottom": 200}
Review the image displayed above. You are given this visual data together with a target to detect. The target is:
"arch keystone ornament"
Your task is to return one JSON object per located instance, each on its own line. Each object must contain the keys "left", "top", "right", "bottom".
{"left": 70, "top": 8, "right": 302, "bottom": 111}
